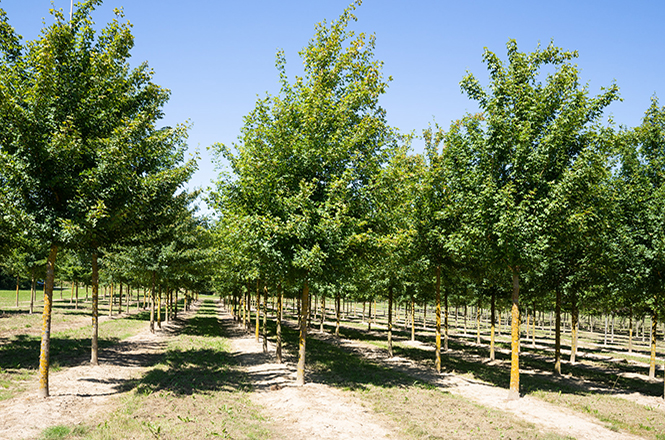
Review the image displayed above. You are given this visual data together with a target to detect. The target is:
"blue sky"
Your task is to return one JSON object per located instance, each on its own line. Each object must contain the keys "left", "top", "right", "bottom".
{"left": 2, "top": 1, "right": 664, "bottom": 206}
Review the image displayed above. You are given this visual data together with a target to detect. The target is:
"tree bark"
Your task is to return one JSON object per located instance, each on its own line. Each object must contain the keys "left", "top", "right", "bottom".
{"left": 157, "top": 285, "right": 162, "bottom": 329}
{"left": 255, "top": 280, "right": 260, "bottom": 342}
{"left": 38, "top": 245, "right": 58, "bottom": 397}
{"left": 649, "top": 309, "right": 658, "bottom": 380}
{"left": 628, "top": 307, "right": 633, "bottom": 354}
{"left": 296, "top": 280, "right": 310, "bottom": 386}
{"left": 411, "top": 298, "right": 415, "bottom": 342}
{"left": 490, "top": 288, "right": 496, "bottom": 361}
{"left": 91, "top": 252, "right": 100, "bottom": 365}
{"left": 149, "top": 272, "right": 156, "bottom": 334}
{"left": 476, "top": 305, "right": 481, "bottom": 345}
{"left": 276, "top": 285, "right": 283, "bottom": 363}
{"left": 388, "top": 286, "right": 393, "bottom": 358}
{"left": 554, "top": 289, "right": 562, "bottom": 375}
{"left": 108, "top": 283, "right": 113, "bottom": 317}
{"left": 320, "top": 294, "right": 325, "bottom": 333}
{"left": 444, "top": 284, "right": 449, "bottom": 352}
{"left": 262, "top": 285, "right": 268, "bottom": 353}
{"left": 367, "top": 300, "right": 372, "bottom": 331}
{"left": 335, "top": 293, "right": 341, "bottom": 337}
{"left": 509, "top": 267, "right": 520, "bottom": 399}
{"left": 435, "top": 265, "right": 442, "bottom": 373}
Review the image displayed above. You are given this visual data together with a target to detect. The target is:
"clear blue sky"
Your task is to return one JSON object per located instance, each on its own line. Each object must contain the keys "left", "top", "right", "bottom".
{"left": 2, "top": 1, "right": 664, "bottom": 206}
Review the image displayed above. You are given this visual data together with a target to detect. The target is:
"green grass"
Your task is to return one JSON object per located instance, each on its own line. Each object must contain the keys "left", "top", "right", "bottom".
{"left": 297, "top": 316, "right": 664, "bottom": 440}
{"left": 533, "top": 390, "right": 665, "bottom": 439}
{"left": 0, "top": 310, "right": 151, "bottom": 401}
{"left": 264, "top": 317, "right": 570, "bottom": 439}
{"left": 71, "top": 298, "right": 279, "bottom": 440}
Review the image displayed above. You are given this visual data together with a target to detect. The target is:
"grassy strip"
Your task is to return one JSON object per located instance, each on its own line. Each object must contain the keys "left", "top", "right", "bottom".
{"left": 58, "top": 297, "right": 278, "bottom": 440}
{"left": 532, "top": 391, "right": 665, "bottom": 440}
{"left": 266, "top": 318, "right": 570, "bottom": 440}
{"left": 316, "top": 320, "right": 665, "bottom": 440}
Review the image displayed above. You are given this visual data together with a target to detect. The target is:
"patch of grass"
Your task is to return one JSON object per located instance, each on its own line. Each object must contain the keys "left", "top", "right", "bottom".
{"left": 533, "top": 390, "right": 665, "bottom": 439}
{"left": 81, "top": 299, "right": 280, "bottom": 440}
{"left": 294, "top": 318, "right": 663, "bottom": 439}
{"left": 267, "top": 319, "right": 568, "bottom": 439}
{"left": 39, "top": 425, "right": 72, "bottom": 440}
{"left": 0, "top": 310, "right": 149, "bottom": 400}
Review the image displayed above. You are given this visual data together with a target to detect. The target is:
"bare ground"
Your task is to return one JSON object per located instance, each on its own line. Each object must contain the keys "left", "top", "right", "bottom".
{"left": 222, "top": 309, "right": 397, "bottom": 440}
{"left": 0, "top": 298, "right": 659, "bottom": 440}
{"left": 282, "top": 319, "right": 650, "bottom": 440}
{"left": 0, "top": 306, "right": 196, "bottom": 440}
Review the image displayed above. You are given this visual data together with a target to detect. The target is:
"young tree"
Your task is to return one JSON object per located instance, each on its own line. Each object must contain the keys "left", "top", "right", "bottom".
{"left": 215, "top": 0, "right": 396, "bottom": 385}
{"left": 614, "top": 99, "right": 665, "bottom": 380}
{"left": 0, "top": 0, "right": 193, "bottom": 395}
{"left": 452, "top": 40, "right": 619, "bottom": 398}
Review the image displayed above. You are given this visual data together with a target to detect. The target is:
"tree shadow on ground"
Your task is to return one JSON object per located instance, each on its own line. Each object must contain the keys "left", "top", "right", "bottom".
{"left": 326, "top": 322, "right": 664, "bottom": 397}
{"left": 0, "top": 333, "right": 120, "bottom": 370}
{"left": 267, "top": 319, "right": 419, "bottom": 391}
{"left": 119, "top": 300, "right": 251, "bottom": 396}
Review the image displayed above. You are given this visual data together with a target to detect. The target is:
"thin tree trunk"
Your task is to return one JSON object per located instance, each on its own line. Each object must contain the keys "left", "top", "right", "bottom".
{"left": 509, "top": 267, "right": 520, "bottom": 400}
{"left": 118, "top": 283, "right": 123, "bottom": 316}
{"left": 276, "top": 286, "right": 283, "bottom": 363}
{"left": 476, "top": 305, "right": 481, "bottom": 345}
{"left": 255, "top": 280, "right": 260, "bottom": 342}
{"left": 611, "top": 312, "right": 615, "bottom": 344}
{"left": 649, "top": 309, "right": 658, "bottom": 380}
{"left": 296, "top": 280, "right": 310, "bottom": 386}
{"left": 320, "top": 295, "right": 325, "bottom": 333}
{"left": 388, "top": 286, "right": 393, "bottom": 357}
{"left": 149, "top": 272, "right": 156, "bottom": 334}
{"left": 37, "top": 245, "right": 58, "bottom": 398}
{"left": 335, "top": 293, "right": 341, "bottom": 337}
{"left": 69, "top": 281, "right": 74, "bottom": 304}
{"left": 15, "top": 275, "right": 20, "bottom": 307}
{"left": 367, "top": 300, "right": 372, "bottom": 331}
{"left": 490, "top": 289, "right": 496, "bottom": 361}
{"left": 604, "top": 314, "right": 608, "bottom": 346}
{"left": 262, "top": 285, "right": 268, "bottom": 353}
{"left": 444, "top": 285, "right": 449, "bottom": 352}
{"left": 157, "top": 285, "right": 162, "bottom": 329}
{"left": 173, "top": 289, "right": 178, "bottom": 318}
{"left": 464, "top": 304, "right": 467, "bottom": 335}
{"left": 532, "top": 307, "right": 536, "bottom": 348}
{"left": 411, "top": 298, "right": 415, "bottom": 342}
{"left": 91, "top": 253, "right": 100, "bottom": 364}
{"left": 75, "top": 282, "right": 79, "bottom": 310}
{"left": 554, "top": 289, "right": 562, "bottom": 375}
{"left": 435, "top": 265, "right": 442, "bottom": 373}
{"left": 108, "top": 283, "right": 113, "bottom": 317}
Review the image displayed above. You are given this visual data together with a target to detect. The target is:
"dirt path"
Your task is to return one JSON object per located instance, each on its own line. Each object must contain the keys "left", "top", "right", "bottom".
{"left": 0, "top": 305, "right": 198, "bottom": 440}
{"left": 307, "top": 326, "right": 646, "bottom": 440}
{"left": 219, "top": 307, "right": 397, "bottom": 440}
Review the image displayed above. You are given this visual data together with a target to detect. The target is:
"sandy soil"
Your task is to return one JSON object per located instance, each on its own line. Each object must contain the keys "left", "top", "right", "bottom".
{"left": 0, "top": 307, "right": 195, "bottom": 440}
{"left": 1, "top": 299, "right": 658, "bottom": 440}
{"left": 307, "top": 327, "right": 648, "bottom": 440}
{"left": 223, "top": 308, "right": 397, "bottom": 440}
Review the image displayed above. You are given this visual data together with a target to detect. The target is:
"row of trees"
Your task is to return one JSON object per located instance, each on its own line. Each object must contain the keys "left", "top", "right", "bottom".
{"left": 0, "top": 1, "right": 209, "bottom": 397}
{"left": 211, "top": 1, "right": 665, "bottom": 397}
